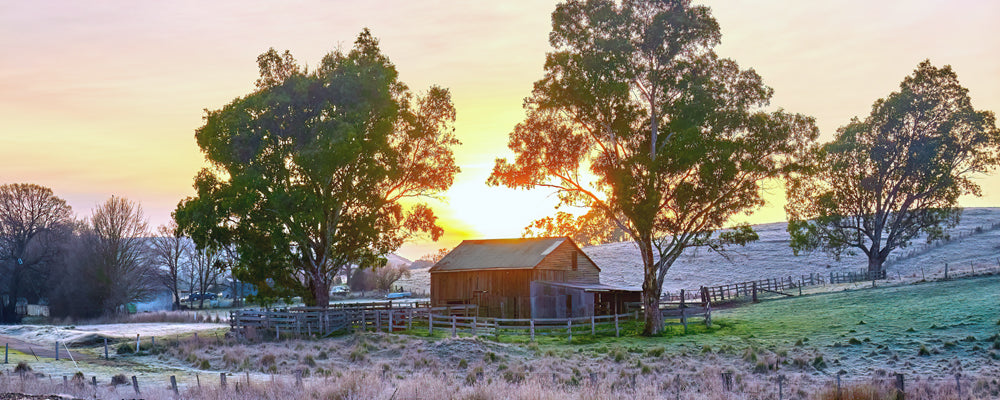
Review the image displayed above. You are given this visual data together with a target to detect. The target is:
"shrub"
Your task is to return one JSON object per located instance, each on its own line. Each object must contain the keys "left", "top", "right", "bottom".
{"left": 848, "top": 338, "right": 862, "bottom": 345}
{"left": 14, "top": 362, "right": 31, "bottom": 374}
{"left": 199, "top": 359, "right": 211, "bottom": 369}
{"left": 117, "top": 343, "right": 134, "bottom": 355}
{"left": 918, "top": 344, "right": 931, "bottom": 356}
{"left": 111, "top": 374, "right": 128, "bottom": 386}
{"left": 317, "top": 350, "right": 329, "bottom": 360}
{"left": 304, "top": 354, "right": 317, "bottom": 367}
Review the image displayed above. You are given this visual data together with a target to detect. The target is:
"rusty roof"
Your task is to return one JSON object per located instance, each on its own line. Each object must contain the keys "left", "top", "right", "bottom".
{"left": 429, "top": 237, "right": 571, "bottom": 272}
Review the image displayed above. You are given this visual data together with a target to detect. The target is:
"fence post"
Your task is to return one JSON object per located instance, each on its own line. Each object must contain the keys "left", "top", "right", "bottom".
{"left": 408, "top": 308, "right": 413, "bottom": 331}
{"left": 778, "top": 375, "right": 785, "bottom": 400}
{"left": 955, "top": 373, "right": 961, "bottom": 398}
{"left": 567, "top": 319, "right": 572, "bottom": 342}
{"left": 104, "top": 338, "right": 108, "bottom": 360}
{"left": 591, "top": 315, "right": 595, "bottom": 336}
{"left": 131, "top": 375, "right": 140, "bottom": 394}
{"left": 451, "top": 315, "right": 457, "bottom": 338}
{"left": 472, "top": 315, "right": 477, "bottom": 336}
{"left": 530, "top": 319, "right": 535, "bottom": 341}
{"left": 389, "top": 309, "right": 394, "bottom": 333}
{"left": 55, "top": 341, "right": 59, "bottom": 361}
{"left": 681, "top": 307, "right": 687, "bottom": 334}
{"left": 136, "top": 334, "right": 140, "bottom": 354}
{"left": 752, "top": 281, "right": 758, "bottom": 303}
{"left": 614, "top": 314, "right": 620, "bottom": 337}
{"left": 3, "top": 342, "right": 6, "bottom": 364}
{"left": 428, "top": 310, "right": 433, "bottom": 334}
{"left": 836, "top": 375, "right": 841, "bottom": 399}
{"left": 944, "top": 263, "right": 949, "bottom": 280}
{"left": 170, "top": 375, "right": 178, "bottom": 394}
{"left": 376, "top": 310, "right": 382, "bottom": 332}
{"left": 705, "top": 302, "right": 712, "bottom": 328}
{"left": 895, "top": 373, "right": 905, "bottom": 400}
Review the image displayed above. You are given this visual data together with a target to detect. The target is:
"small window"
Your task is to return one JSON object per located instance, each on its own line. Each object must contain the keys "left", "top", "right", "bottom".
{"left": 572, "top": 251, "right": 578, "bottom": 270}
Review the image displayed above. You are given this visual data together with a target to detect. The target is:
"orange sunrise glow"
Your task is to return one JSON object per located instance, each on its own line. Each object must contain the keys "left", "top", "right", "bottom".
{"left": 2, "top": 0, "right": 999, "bottom": 260}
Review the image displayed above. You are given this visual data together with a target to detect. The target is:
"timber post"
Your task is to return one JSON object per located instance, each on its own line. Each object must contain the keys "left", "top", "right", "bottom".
{"left": 567, "top": 319, "right": 572, "bottom": 342}
{"left": 530, "top": 318, "right": 535, "bottom": 341}
{"left": 752, "top": 281, "right": 758, "bottom": 303}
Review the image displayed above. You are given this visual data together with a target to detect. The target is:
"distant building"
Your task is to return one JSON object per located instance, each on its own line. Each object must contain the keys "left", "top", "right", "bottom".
{"left": 429, "top": 237, "right": 641, "bottom": 318}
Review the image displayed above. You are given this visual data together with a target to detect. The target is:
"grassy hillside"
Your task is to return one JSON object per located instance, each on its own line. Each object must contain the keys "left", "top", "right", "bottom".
{"left": 399, "top": 207, "right": 1000, "bottom": 294}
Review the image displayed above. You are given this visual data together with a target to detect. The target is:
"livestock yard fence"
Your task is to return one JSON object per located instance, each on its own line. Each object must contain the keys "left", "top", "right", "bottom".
{"left": 229, "top": 300, "right": 710, "bottom": 342}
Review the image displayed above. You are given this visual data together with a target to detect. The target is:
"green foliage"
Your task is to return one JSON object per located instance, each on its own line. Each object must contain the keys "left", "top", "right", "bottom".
{"left": 787, "top": 61, "right": 1000, "bottom": 275}
{"left": 487, "top": 0, "right": 817, "bottom": 335}
{"left": 174, "top": 29, "right": 460, "bottom": 306}
{"left": 918, "top": 344, "right": 931, "bottom": 356}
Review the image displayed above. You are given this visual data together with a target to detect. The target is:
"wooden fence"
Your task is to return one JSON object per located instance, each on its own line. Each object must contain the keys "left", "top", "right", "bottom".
{"left": 230, "top": 301, "right": 708, "bottom": 342}
{"left": 828, "top": 268, "right": 885, "bottom": 284}
{"left": 697, "top": 273, "right": 826, "bottom": 304}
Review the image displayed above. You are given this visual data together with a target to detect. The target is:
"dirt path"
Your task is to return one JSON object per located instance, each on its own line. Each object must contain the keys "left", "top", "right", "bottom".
{"left": 0, "top": 335, "right": 94, "bottom": 362}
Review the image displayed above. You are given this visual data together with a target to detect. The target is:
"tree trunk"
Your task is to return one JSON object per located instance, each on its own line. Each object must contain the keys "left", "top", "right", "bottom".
{"left": 867, "top": 254, "right": 887, "bottom": 279}
{"left": 309, "top": 271, "right": 330, "bottom": 309}
{"left": 638, "top": 240, "right": 663, "bottom": 335}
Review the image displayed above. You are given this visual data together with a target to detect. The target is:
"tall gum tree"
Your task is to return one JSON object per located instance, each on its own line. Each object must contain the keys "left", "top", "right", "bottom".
{"left": 786, "top": 61, "right": 1000, "bottom": 276}
{"left": 488, "top": 0, "right": 817, "bottom": 335}
{"left": 175, "top": 30, "right": 459, "bottom": 307}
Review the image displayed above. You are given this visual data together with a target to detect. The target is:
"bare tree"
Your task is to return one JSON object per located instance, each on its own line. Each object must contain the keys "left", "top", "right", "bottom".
{"left": 0, "top": 183, "right": 73, "bottom": 323}
{"left": 185, "top": 246, "right": 224, "bottom": 309}
{"left": 372, "top": 263, "right": 411, "bottom": 293}
{"left": 87, "top": 196, "right": 158, "bottom": 314}
{"left": 150, "top": 221, "right": 190, "bottom": 310}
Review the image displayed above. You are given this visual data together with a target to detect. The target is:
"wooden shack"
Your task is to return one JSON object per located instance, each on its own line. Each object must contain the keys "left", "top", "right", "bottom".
{"left": 429, "top": 237, "right": 641, "bottom": 318}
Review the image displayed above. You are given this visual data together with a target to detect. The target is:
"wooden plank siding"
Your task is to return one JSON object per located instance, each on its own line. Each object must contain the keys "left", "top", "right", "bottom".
{"left": 532, "top": 240, "right": 601, "bottom": 283}
{"left": 430, "top": 239, "right": 600, "bottom": 318}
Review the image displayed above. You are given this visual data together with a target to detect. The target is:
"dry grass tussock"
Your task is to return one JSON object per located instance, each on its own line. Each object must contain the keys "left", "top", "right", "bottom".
{"left": 1, "top": 367, "right": 998, "bottom": 400}
{"left": 4, "top": 329, "right": 991, "bottom": 399}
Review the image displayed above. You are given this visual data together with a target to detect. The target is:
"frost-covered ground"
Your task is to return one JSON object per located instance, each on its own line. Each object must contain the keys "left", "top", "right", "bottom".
{"left": 0, "top": 323, "right": 227, "bottom": 346}
{"left": 590, "top": 207, "right": 1000, "bottom": 293}
{"left": 400, "top": 207, "right": 1000, "bottom": 294}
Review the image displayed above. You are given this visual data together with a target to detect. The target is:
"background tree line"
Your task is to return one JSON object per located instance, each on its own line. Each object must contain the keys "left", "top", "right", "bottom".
{"left": 0, "top": 184, "right": 236, "bottom": 322}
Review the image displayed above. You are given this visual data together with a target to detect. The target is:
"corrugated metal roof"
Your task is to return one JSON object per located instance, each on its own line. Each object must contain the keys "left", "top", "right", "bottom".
{"left": 429, "top": 237, "right": 568, "bottom": 272}
{"left": 534, "top": 281, "right": 642, "bottom": 292}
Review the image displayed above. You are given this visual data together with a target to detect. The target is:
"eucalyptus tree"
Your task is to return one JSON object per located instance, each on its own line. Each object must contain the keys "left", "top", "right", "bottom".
{"left": 787, "top": 61, "right": 1000, "bottom": 276}
{"left": 488, "top": 0, "right": 816, "bottom": 334}
{"left": 175, "top": 29, "right": 459, "bottom": 307}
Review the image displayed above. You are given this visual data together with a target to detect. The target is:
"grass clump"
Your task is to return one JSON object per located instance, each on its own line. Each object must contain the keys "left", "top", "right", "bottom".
{"left": 918, "top": 344, "right": 931, "bottom": 356}
{"left": 811, "top": 355, "right": 827, "bottom": 370}
{"left": 848, "top": 337, "right": 862, "bottom": 345}
{"left": 111, "top": 374, "right": 128, "bottom": 386}
{"left": 645, "top": 346, "right": 665, "bottom": 357}
{"left": 458, "top": 358, "right": 468, "bottom": 368}
{"left": 304, "top": 354, "right": 317, "bottom": 367}
{"left": 14, "top": 362, "right": 31, "bottom": 374}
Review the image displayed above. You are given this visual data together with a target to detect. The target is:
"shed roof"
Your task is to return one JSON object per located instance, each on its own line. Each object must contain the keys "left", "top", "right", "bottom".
{"left": 534, "top": 281, "right": 642, "bottom": 293}
{"left": 430, "top": 237, "right": 576, "bottom": 272}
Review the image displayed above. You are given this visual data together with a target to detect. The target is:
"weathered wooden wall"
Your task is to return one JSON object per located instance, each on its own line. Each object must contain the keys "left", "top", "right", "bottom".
{"left": 430, "top": 240, "right": 601, "bottom": 318}
{"left": 533, "top": 240, "right": 600, "bottom": 283}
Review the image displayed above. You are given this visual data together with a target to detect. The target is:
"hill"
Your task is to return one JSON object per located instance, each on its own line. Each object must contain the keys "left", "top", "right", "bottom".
{"left": 397, "top": 207, "right": 1000, "bottom": 294}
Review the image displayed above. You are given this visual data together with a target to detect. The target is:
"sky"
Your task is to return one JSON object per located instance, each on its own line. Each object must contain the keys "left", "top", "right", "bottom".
{"left": 1, "top": 0, "right": 999, "bottom": 260}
